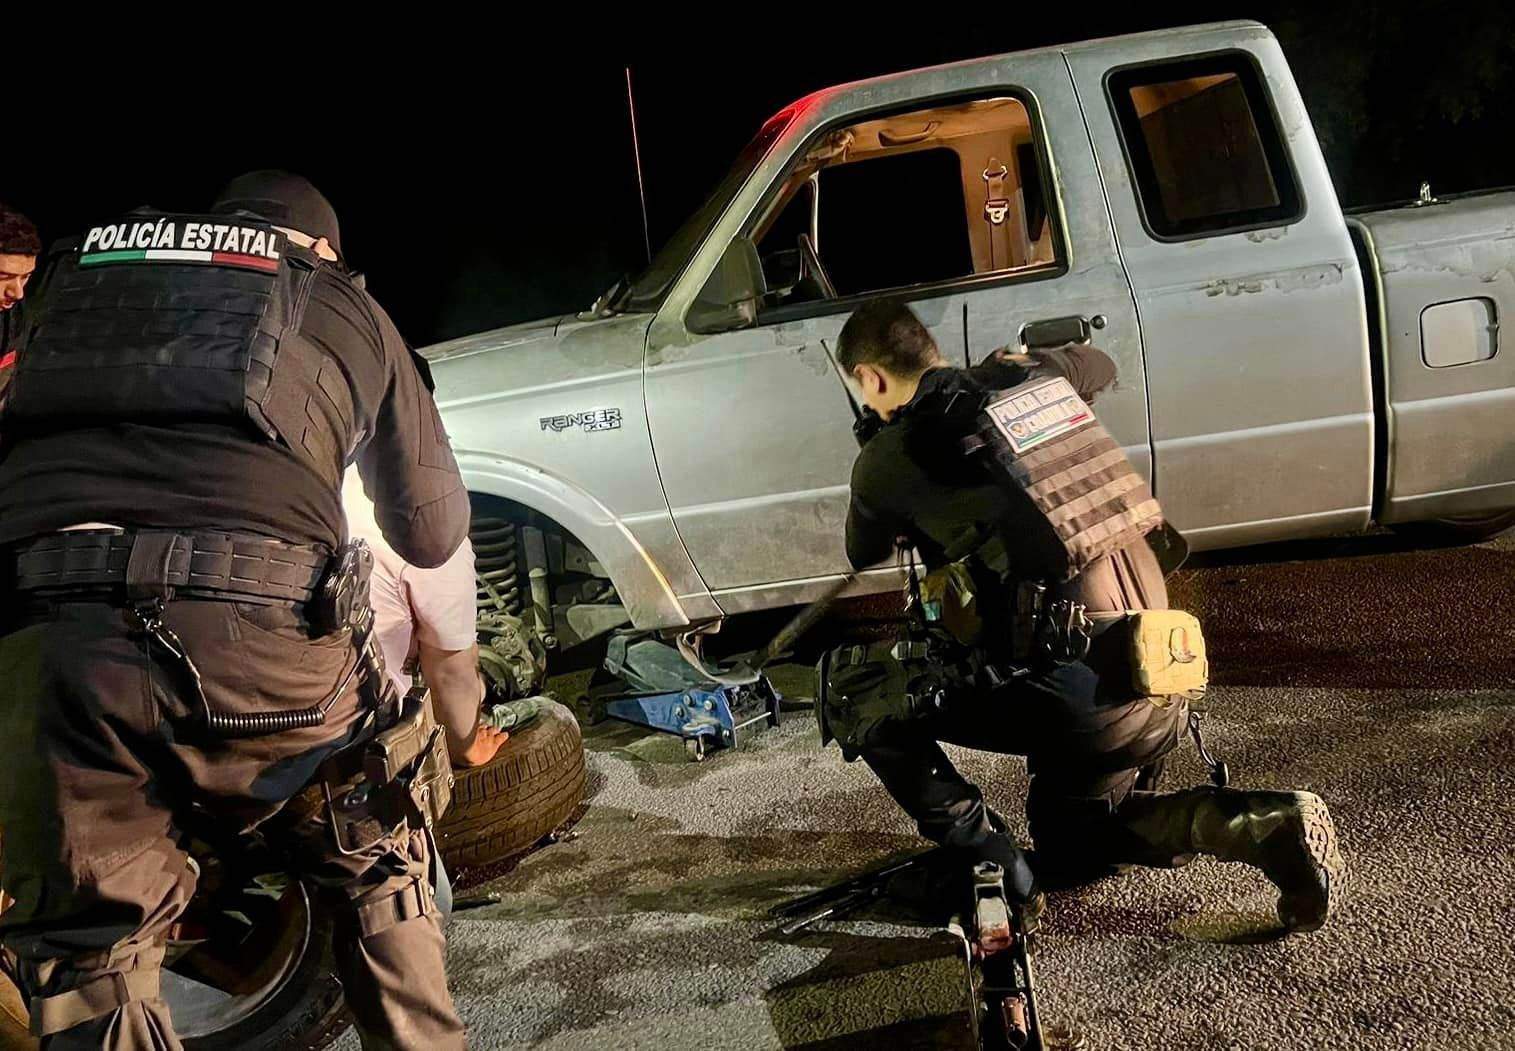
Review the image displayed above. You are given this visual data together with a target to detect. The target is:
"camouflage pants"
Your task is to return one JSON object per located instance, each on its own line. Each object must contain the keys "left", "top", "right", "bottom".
{"left": 0, "top": 597, "right": 464, "bottom": 1050}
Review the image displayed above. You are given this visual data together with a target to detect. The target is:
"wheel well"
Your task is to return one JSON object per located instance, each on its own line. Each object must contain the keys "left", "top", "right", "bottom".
{"left": 469, "top": 492, "right": 575, "bottom": 541}
{"left": 468, "top": 492, "right": 623, "bottom": 654}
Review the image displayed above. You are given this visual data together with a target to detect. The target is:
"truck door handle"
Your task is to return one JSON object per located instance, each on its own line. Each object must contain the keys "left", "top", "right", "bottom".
{"left": 1019, "top": 314, "right": 1107, "bottom": 349}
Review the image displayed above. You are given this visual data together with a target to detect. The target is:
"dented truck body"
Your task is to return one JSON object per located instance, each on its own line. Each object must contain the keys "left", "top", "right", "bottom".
{"left": 422, "top": 20, "right": 1515, "bottom": 633}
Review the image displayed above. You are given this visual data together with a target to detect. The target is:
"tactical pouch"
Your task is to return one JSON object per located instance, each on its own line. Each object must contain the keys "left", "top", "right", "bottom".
{"left": 920, "top": 562, "right": 985, "bottom": 647}
{"left": 1127, "top": 610, "right": 1208, "bottom": 701}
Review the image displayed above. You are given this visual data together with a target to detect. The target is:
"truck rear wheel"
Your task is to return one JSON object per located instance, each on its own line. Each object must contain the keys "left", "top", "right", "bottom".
{"left": 435, "top": 698, "right": 586, "bottom": 875}
{"left": 1393, "top": 509, "right": 1515, "bottom": 544}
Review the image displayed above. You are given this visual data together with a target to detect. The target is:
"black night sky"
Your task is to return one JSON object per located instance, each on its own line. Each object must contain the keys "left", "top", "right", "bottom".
{"left": 10, "top": 4, "right": 1515, "bottom": 348}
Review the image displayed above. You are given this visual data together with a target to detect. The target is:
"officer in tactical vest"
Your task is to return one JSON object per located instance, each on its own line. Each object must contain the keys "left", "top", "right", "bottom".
{"left": 0, "top": 173, "right": 471, "bottom": 1049}
{"left": 824, "top": 300, "right": 1345, "bottom": 932}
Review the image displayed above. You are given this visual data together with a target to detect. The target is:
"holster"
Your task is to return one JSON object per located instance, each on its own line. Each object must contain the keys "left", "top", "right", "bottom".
{"left": 315, "top": 540, "right": 446, "bottom": 855}
{"left": 819, "top": 635, "right": 956, "bottom": 761}
{"left": 322, "top": 688, "right": 456, "bottom": 856}
{"left": 367, "top": 688, "right": 455, "bottom": 829}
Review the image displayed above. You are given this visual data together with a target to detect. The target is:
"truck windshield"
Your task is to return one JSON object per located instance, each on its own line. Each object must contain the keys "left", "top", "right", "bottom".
{"left": 616, "top": 108, "right": 795, "bottom": 313}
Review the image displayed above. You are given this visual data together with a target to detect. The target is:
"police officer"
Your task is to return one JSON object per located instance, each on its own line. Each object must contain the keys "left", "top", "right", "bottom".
{"left": 0, "top": 173, "right": 471, "bottom": 1048}
{"left": 824, "top": 300, "right": 1344, "bottom": 932}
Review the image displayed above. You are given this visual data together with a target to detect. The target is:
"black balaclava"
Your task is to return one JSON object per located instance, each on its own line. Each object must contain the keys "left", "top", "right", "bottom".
{"left": 210, "top": 171, "right": 341, "bottom": 256}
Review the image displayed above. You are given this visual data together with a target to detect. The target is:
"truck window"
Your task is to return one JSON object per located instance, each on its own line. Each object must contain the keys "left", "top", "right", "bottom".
{"left": 819, "top": 147, "right": 973, "bottom": 296}
{"left": 751, "top": 95, "right": 1059, "bottom": 312}
{"left": 1108, "top": 53, "right": 1302, "bottom": 240}
{"left": 623, "top": 107, "right": 796, "bottom": 312}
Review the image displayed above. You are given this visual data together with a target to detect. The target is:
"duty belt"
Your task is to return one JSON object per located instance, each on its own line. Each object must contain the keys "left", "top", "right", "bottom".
{"left": 8, "top": 528, "right": 357, "bottom": 739}
{"left": 11, "top": 529, "right": 328, "bottom": 603}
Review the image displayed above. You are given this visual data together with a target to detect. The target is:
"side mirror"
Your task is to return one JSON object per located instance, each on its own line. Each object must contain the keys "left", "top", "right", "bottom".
{"left": 688, "top": 237, "right": 765, "bottom": 334}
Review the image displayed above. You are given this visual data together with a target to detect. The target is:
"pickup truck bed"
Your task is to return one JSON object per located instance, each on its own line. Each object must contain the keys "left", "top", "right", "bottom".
{"left": 1349, "top": 189, "right": 1515, "bottom": 526}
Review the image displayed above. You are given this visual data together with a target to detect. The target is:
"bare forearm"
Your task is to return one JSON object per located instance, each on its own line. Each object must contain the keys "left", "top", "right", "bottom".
{"left": 417, "top": 641, "right": 485, "bottom": 753}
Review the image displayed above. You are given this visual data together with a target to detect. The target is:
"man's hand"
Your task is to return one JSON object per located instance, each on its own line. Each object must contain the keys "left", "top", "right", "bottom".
{"left": 417, "top": 640, "right": 505, "bottom": 767}
{"left": 990, "top": 346, "right": 1035, "bottom": 366}
{"left": 452, "top": 723, "right": 508, "bottom": 767}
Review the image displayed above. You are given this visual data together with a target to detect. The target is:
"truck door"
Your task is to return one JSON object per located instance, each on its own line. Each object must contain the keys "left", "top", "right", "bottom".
{"left": 1066, "top": 26, "right": 1376, "bottom": 549}
{"left": 956, "top": 57, "right": 1149, "bottom": 483}
{"left": 644, "top": 53, "right": 1146, "bottom": 613}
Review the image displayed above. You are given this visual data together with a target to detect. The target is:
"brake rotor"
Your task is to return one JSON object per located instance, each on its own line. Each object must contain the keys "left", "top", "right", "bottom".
{"left": 478, "top": 610, "right": 548, "bottom": 699}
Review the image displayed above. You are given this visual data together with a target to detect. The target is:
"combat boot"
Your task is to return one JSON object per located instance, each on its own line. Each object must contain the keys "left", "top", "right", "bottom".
{"left": 1114, "top": 786, "right": 1345, "bottom": 932}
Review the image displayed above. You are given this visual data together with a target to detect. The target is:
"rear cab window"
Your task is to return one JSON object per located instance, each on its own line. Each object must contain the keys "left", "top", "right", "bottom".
{"left": 1107, "top": 52, "right": 1303, "bottom": 241}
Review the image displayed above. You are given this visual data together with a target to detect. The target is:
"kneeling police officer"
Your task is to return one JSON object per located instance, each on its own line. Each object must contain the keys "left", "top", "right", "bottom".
{"left": 823, "top": 300, "right": 1344, "bottom": 932}
{"left": 0, "top": 173, "right": 471, "bottom": 1048}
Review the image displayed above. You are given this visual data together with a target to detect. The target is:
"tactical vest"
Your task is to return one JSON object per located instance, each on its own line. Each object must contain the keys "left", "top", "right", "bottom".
{"left": 5, "top": 211, "right": 346, "bottom": 477}
{"left": 963, "top": 375, "right": 1163, "bottom": 583}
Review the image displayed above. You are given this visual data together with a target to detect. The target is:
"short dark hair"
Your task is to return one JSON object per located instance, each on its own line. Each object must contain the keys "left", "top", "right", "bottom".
{"left": 0, "top": 205, "right": 41, "bottom": 257}
{"left": 837, "top": 300, "right": 941, "bottom": 378}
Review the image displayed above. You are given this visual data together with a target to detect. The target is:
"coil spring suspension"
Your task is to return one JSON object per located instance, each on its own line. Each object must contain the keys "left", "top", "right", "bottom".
{"left": 472, "top": 517, "right": 524, "bottom": 615}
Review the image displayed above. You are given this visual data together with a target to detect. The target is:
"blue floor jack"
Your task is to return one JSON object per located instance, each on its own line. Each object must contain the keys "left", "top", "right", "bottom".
{"left": 600, "top": 668, "right": 782, "bottom": 762}
{"left": 589, "top": 575, "right": 855, "bottom": 762}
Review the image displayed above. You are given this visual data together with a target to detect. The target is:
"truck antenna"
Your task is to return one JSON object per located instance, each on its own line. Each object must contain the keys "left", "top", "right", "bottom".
{"left": 626, "top": 66, "right": 653, "bottom": 266}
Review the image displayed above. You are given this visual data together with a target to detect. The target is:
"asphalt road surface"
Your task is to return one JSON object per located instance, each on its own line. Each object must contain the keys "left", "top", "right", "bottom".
{"left": 7, "top": 528, "right": 1513, "bottom": 1050}
{"left": 349, "top": 528, "right": 1507, "bottom": 1051}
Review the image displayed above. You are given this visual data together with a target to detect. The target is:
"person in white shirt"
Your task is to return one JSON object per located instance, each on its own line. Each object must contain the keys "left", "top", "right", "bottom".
{"left": 343, "top": 470, "right": 507, "bottom": 768}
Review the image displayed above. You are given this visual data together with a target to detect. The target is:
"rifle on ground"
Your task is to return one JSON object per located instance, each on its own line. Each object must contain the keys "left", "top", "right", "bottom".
{"left": 770, "top": 850, "right": 1048, "bottom": 1050}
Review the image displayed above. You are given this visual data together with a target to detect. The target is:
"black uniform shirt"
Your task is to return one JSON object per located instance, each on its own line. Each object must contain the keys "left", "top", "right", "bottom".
{"left": 0, "top": 269, "right": 469, "bottom": 568}
{"left": 846, "top": 358, "right": 1038, "bottom": 572}
{"left": 845, "top": 349, "right": 1166, "bottom": 613}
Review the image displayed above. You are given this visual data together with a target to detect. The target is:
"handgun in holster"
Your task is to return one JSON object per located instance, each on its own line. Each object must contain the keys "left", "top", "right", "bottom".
{"left": 1011, "top": 580, "right": 1045, "bottom": 663}
{"left": 314, "top": 540, "right": 456, "bottom": 854}
{"left": 323, "top": 687, "right": 456, "bottom": 856}
{"left": 365, "top": 687, "right": 455, "bottom": 830}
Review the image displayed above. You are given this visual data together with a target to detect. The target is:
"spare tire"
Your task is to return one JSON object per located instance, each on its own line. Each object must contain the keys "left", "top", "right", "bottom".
{"left": 436, "top": 698, "right": 586, "bottom": 874}
{"left": 1, "top": 844, "right": 346, "bottom": 1051}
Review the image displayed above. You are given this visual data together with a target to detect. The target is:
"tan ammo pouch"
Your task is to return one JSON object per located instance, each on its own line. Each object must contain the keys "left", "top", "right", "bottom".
{"left": 1126, "top": 609, "right": 1208, "bottom": 701}
{"left": 323, "top": 689, "right": 456, "bottom": 855}
{"left": 1089, "top": 608, "right": 1208, "bottom": 703}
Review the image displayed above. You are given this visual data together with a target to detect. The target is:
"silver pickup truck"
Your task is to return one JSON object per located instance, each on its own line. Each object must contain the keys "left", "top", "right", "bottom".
{"left": 423, "top": 19, "right": 1515, "bottom": 656}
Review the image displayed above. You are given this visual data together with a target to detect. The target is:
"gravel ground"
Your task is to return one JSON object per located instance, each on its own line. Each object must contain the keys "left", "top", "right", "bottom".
{"left": 367, "top": 530, "right": 1515, "bottom": 1050}
{"left": 6, "top": 530, "right": 1504, "bottom": 1050}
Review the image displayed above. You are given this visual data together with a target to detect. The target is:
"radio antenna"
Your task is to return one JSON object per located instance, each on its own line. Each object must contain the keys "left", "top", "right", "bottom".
{"left": 625, "top": 66, "right": 653, "bottom": 265}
